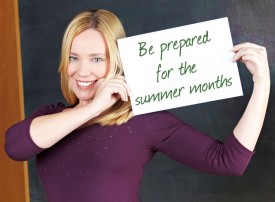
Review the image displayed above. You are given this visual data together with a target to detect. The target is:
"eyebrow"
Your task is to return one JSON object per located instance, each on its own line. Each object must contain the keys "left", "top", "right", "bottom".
{"left": 69, "top": 52, "right": 107, "bottom": 57}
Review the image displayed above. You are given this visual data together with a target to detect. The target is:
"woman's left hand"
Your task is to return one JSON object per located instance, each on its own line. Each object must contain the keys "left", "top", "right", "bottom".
{"left": 232, "top": 42, "right": 270, "bottom": 86}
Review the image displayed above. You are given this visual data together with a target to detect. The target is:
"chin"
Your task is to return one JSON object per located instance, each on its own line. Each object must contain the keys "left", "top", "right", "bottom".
{"left": 75, "top": 94, "right": 92, "bottom": 102}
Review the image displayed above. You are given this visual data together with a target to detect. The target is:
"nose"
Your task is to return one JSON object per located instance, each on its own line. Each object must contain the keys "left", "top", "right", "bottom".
{"left": 78, "top": 60, "right": 92, "bottom": 77}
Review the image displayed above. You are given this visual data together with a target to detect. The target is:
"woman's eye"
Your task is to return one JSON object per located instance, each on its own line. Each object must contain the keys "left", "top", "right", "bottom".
{"left": 92, "top": 58, "right": 103, "bottom": 62}
{"left": 69, "top": 56, "right": 78, "bottom": 61}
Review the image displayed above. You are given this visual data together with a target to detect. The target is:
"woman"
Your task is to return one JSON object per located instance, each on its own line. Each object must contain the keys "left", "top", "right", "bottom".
{"left": 5, "top": 9, "right": 270, "bottom": 202}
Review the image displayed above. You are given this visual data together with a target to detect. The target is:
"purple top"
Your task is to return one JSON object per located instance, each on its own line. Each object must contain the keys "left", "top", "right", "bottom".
{"left": 5, "top": 103, "right": 253, "bottom": 202}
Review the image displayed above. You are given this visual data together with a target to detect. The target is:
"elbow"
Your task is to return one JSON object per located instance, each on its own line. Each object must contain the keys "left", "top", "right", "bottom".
{"left": 5, "top": 138, "right": 29, "bottom": 161}
{"left": 207, "top": 165, "right": 248, "bottom": 177}
{"left": 220, "top": 161, "right": 250, "bottom": 177}
{"left": 5, "top": 127, "right": 33, "bottom": 161}
{"left": 227, "top": 167, "right": 246, "bottom": 177}
{"left": 5, "top": 145, "right": 25, "bottom": 161}
{"left": 4, "top": 119, "right": 43, "bottom": 161}
{"left": 208, "top": 155, "right": 251, "bottom": 177}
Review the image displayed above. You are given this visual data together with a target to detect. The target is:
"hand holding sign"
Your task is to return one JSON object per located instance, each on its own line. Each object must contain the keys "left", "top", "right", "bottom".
{"left": 118, "top": 18, "right": 243, "bottom": 115}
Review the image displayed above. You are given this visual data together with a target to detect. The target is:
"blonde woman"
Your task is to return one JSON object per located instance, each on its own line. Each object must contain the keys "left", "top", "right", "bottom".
{"left": 5, "top": 9, "right": 270, "bottom": 202}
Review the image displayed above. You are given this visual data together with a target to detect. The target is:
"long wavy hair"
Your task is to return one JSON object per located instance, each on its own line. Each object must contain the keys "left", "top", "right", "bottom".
{"left": 58, "top": 9, "right": 133, "bottom": 125}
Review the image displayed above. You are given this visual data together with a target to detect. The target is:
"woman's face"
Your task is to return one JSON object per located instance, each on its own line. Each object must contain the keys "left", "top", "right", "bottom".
{"left": 68, "top": 28, "right": 109, "bottom": 106}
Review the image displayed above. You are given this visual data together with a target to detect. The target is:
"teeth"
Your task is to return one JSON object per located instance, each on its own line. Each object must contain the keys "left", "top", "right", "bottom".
{"left": 77, "top": 81, "right": 94, "bottom": 87}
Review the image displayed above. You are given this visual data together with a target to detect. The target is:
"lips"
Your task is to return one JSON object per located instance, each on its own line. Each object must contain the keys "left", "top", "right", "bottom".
{"left": 76, "top": 80, "right": 96, "bottom": 88}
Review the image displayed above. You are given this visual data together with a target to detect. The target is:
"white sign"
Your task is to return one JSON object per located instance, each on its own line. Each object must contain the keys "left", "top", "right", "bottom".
{"left": 118, "top": 18, "right": 243, "bottom": 115}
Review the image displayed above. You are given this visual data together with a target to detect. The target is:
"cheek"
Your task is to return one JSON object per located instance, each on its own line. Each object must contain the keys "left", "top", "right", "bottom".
{"left": 67, "top": 64, "right": 76, "bottom": 77}
{"left": 103, "top": 61, "right": 110, "bottom": 77}
{"left": 94, "top": 63, "right": 109, "bottom": 78}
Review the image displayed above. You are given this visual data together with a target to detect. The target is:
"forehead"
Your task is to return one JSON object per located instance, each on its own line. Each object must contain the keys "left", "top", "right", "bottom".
{"left": 70, "top": 29, "right": 107, "bottom": 53}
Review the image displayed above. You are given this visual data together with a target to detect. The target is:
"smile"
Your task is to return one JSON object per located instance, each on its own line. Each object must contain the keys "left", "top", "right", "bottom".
{"left": 76, "top": 80, "right": 95, "bottom": 87}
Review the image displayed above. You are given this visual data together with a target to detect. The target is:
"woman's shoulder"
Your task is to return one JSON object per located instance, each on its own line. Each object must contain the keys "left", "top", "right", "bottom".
{"left": 141, "top": 110, "right": 182, "bottom": 123}
{"left": 132, "top": 110, "right": 184, "bottom": 130}
{"left": 29, "top": 102, "right": 67, "bottom": 118}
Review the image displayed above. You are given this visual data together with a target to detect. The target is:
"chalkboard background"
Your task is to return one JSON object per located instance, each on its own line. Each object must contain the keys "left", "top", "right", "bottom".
{"left": 19, "top": 0, "right": 275, "bottom": 201}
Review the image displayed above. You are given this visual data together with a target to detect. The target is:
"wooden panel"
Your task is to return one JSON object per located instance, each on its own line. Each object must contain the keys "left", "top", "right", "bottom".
{"left": 0, "top": 0, "right": 30, "bottom": 201}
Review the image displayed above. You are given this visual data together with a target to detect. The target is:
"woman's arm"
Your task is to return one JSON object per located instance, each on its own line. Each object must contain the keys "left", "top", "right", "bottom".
{"left": 30, "top": 76, "right": 131, "bottom": 149}
{"left": 145, "top": 111, "right": 254, "bottom": 176}
{"left": 232, "top": 42, "right": 270, "bottom": 151}
{"left": 30, "top": 103, "right": 102, "bottom": 148}
{"left": 143, "top": 42, "right": 268, "bottom": 175}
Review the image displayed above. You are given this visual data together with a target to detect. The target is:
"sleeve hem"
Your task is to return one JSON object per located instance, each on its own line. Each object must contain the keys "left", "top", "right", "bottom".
{"left": 23, "top": 118, "right": 44, "bottom": 155}
{"left": 229, "top": 133, "right": 255, "bottom": 156}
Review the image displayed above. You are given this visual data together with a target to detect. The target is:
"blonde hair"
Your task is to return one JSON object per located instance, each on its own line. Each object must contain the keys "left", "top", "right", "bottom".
{"left": 59, "top": 9, "right": 133, "bottom": 125}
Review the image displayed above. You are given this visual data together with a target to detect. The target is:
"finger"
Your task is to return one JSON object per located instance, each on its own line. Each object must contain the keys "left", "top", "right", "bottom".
{"left": 119, "top": 80, "right": 133, "bottom": 97}
{"left": 232, "top": 47, "right": 262, "bottom": 62}
{"left": 110, "top": 77, "right": 133, "bottom": 97}
{"left": 108, "top": 80, "right": 130, "bottom": 102}
{"left": 111, "top": 88, "right": 127, "bottom": 102}
{"left": 232, "top": 42, "right": 265, "bottom": 52}
{"left": 116, "top": 85, "right": 129, "bottom": 102}
{"left": 241, "top": 54, "right": 261, "bottom": 63}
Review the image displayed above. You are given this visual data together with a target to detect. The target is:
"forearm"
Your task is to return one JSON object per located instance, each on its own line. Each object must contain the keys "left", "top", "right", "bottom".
{"left": 233, "top": 81, "right": 270, "bottom": 151}
{"left": 30, "top": 102, "right": 102, "bottom": 148}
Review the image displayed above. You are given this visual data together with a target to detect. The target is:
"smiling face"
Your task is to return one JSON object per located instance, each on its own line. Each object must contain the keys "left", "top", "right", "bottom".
{"left": 67, "top": 28, "right": 110, "bottom": 106}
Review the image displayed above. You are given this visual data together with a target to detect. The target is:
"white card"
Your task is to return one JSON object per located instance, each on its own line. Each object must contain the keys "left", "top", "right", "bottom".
{"left": 118, "top": 17, "right": 243, "bottom": 115}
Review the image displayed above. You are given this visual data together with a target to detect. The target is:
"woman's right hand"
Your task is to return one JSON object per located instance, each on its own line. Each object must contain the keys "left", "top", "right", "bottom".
{"left": 91, "top": 75, "right": 132, "bottom": 113}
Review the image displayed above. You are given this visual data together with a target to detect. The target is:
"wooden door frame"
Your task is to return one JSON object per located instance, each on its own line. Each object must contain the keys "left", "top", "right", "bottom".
{"left": 0, "top": 0, "right": 30, "bottom": 201}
